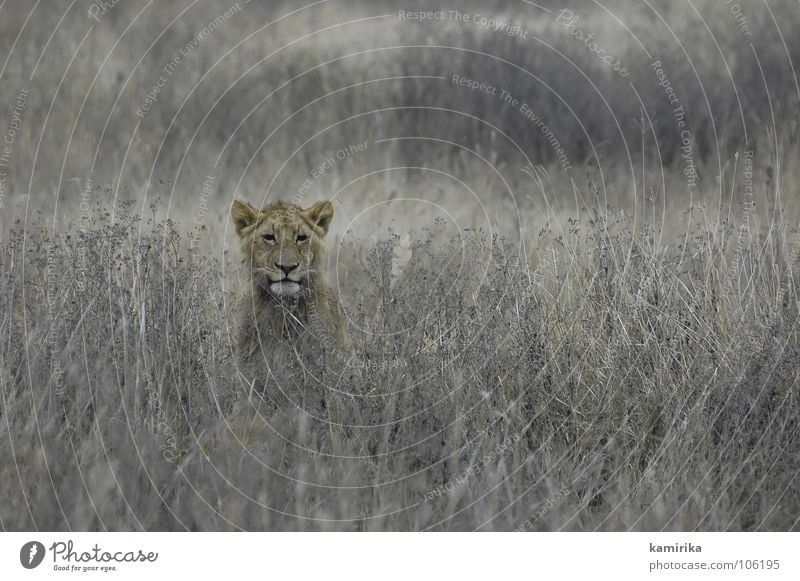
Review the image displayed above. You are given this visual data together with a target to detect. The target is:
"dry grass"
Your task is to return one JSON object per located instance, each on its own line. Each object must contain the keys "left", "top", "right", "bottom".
{"left": 1, "top": 0, "right": 799, "bottom": 531}
{"left": 1, "top": 194, "right": 798, "bottom": 531}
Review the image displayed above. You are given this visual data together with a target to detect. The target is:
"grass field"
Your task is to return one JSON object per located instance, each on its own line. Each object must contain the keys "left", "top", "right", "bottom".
{"left": 1, "top": 0, "right": 799, "bottom": 530}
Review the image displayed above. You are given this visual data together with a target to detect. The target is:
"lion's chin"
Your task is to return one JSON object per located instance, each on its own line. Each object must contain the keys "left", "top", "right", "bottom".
{"left": 269, "top": 280, "right": 302, "bottom": 299}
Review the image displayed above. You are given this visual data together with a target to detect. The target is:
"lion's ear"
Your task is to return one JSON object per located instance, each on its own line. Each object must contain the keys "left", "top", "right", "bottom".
{"left": 231, "top": 199, "right": 259, "bottom": 237}
{"left": 303, "top": 200, "right": 334, "bottom": 236}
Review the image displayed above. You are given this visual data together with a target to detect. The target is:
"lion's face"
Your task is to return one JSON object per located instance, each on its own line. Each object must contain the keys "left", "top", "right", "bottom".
{"left": 232, "top": 199, "right": 334, "bottom": 300}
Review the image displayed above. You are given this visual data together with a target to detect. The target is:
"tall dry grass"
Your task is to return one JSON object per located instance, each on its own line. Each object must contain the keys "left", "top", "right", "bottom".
{"left": 1, "top": 0, "right": 799, "bottom": 531}
{"left": 1, "top": 192, "right": 798, "bottom": 530}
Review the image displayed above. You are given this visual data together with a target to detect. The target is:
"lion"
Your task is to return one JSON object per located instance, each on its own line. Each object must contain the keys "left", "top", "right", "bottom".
{"left": 231, "top": 198, "right": 346, "bottom": 393}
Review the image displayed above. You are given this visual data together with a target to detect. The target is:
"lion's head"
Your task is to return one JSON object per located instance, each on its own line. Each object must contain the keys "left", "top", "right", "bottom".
{"left": 231, "top": 199, "right": 334, "bottom": 301}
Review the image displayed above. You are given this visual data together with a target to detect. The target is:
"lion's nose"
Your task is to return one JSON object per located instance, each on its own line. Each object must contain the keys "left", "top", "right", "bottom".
{"left": 275, "top": 262, "right": 299, "bottom": 275}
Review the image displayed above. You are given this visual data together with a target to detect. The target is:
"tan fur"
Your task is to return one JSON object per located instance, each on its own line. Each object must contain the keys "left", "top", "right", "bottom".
{"left": 231, "top": 199, "right": 345, "bottom": 382}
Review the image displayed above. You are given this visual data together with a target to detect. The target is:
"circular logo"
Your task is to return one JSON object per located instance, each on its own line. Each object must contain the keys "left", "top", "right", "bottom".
{"left": 20, "top": 541, "right": 46, "bottom": 569}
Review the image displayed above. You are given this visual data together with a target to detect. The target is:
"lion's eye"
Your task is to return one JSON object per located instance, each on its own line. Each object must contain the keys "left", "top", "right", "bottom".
{"left": 263, "top": 233, "right": 276, "bottom": 242}
{"left": 296, "top": 234, "right": 308, "bottom": 243}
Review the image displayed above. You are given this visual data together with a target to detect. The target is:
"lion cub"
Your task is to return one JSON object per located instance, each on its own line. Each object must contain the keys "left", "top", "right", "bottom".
{"left": 231, "top": 199, "right": 346, "bottom": 394}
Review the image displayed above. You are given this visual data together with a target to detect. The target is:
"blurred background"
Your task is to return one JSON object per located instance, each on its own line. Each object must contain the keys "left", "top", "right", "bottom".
{"left": 1, "top": 0, "right": 798, "bottom": 249}
{"left": 3, "top": 0, "right": 800, "bottom": 532}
